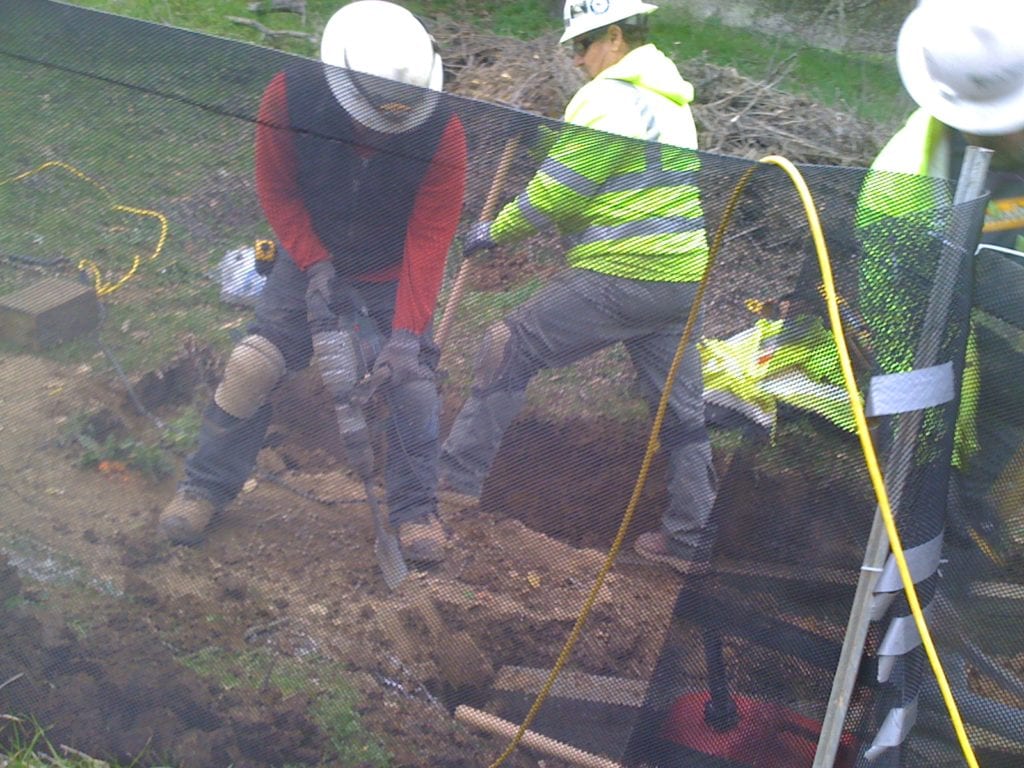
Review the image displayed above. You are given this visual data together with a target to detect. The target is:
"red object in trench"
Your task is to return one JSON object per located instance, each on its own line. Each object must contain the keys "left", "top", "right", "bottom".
{"left": 662, "top": 693, "right": 859, "bottom": 768}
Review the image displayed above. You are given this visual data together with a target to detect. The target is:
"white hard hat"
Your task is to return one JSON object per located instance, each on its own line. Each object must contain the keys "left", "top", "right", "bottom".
{"left": 897, "top": 0, "right": 1024, "bottom": 135}
{"left": 320, "top": 0, "right": 443, "bottom": 133}
{"left": 560, "top": 0, "right": 658, "bottom": 45}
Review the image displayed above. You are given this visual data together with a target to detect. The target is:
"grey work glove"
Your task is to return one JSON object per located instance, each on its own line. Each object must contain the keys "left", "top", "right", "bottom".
{"left": 373, "top": 329, "right": 429, "bottom": 388}
{"left": 462, "top": 221, "right": 497, "bottom": 258}
{"left": 305, "top": 260, "right": 336, "bottom": 326}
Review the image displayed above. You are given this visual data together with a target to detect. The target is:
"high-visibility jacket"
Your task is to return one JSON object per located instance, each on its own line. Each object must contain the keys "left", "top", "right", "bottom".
{"left": 856, "top": 108, "right": 1021, "bottom": 468}
{"left": 701, "top": 110, "right": 982, "bottom": 452}
{"left": 489, "top": 44, "right": 709, "bottom": 283}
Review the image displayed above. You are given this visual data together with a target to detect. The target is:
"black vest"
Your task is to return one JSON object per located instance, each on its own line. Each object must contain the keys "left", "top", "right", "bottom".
{"left": 283, "top": 61, "right": 449, "bottom": 276}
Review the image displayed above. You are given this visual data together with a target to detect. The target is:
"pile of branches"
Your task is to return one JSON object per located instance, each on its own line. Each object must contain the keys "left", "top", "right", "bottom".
{"left": 434, "top": 19, "right": 893, "bottom": 167}
{"left": 685, "top": 55, "right": 892, "bottom": 166}
{"left": 434, "top": 21, "right": 584, "bottom": 118}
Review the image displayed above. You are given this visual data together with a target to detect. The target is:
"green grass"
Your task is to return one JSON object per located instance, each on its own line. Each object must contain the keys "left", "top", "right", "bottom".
{"left": 0, "top": 716, "right": 98, "bottom": 768}
{"left": 650, "top": 7, "right": 911, "bottom": 125}
{"left": 182, "top": 647, "right": 391, "bottom": 767}
{"left": 56, "top": 0, "right": 912, "bottom": 124}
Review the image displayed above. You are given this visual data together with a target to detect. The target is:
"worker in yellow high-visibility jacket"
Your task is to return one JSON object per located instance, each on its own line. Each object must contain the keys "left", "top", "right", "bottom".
{"left": 858, "top": 0, "right": 1024, "bottom": 550}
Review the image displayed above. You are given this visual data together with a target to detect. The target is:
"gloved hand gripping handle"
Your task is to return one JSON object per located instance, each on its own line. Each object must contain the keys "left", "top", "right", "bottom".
{"left": 311, "top": 329, "right": 376, "bottom": 478}
{"left": 307, "top": 272, "right": 376, "bottom": 479}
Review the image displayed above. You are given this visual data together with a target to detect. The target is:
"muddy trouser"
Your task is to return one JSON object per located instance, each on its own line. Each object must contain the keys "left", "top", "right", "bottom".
{"left": 182, "top": 251, "right": 441, "bottom": 526}
{"left": 440, "top": 267, "right": 717, "bottom": 554}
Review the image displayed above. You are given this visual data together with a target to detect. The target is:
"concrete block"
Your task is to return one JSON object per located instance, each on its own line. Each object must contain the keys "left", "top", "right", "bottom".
{"left": 0, "top": 277, "right": 100, "bottom": 349}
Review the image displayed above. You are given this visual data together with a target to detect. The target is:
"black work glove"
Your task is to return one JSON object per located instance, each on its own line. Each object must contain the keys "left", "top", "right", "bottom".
{"left": 462, "top": 221, "right": 497, "bottom": 258}
{"left": 305, "top": 260, "right": 336, "bottom": 326}
{"left": 373, "top": 329, "right": 430, "bottom": 388}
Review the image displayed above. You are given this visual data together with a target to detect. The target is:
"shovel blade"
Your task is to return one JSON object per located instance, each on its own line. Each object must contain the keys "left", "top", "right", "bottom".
{"left": 362, "top": 477, "right": 409, "bottom": 590}
{"left": 375, "top": 531, "right": 409, "bottom": 590}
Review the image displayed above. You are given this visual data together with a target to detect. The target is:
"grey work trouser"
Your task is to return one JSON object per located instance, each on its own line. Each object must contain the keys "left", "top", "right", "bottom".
{"left": 440, "top": 267, "right": 717, "bottom": 552}
{"left": 183, "top": 251, "right": 441, "bottom": 525}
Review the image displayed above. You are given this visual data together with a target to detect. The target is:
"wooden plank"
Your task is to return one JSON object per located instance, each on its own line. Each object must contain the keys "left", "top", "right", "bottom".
{"left": 456, "top": 705, "right": 624, "bottom": 768}
{"left": 494, "top": 666, "right": 647, "bottom": 708}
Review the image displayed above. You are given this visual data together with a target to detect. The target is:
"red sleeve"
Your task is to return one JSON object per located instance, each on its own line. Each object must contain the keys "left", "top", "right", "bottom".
{"left": 255, "top": 72, "right": 331, "bottom": 271}
{"left": 389, "top": 114, "right": 468, "bottom": 335}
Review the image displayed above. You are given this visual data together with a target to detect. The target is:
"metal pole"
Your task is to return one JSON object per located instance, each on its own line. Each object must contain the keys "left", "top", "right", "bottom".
{"left": 812, "top": 145, "right": 992, "bottom": 767}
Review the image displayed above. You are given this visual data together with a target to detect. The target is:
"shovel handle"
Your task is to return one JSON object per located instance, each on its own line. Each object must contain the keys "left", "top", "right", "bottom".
{"left": 435, "top": 135, "right": 520, "bottom": 351}
{"left": 455, "top": 706, "right": 622, "bottom": 768}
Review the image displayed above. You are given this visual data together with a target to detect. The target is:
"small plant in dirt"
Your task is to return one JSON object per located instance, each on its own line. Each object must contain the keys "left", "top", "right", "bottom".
{"left": 160, "top": 405, "right": 203, "bottom": 456}
{"left": 75, "top": 433, "right": 174, "bottom": 481}
{"left": 182, "top": 647, "right": 390, "bottom": 767}
{"left": 59, "top": 407, "right": 176, "bottom": 480}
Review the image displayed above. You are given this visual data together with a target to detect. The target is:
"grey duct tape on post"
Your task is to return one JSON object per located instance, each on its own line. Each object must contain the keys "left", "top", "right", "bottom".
{"left": 864, "top": 361, "right": 955, "bottom": 418}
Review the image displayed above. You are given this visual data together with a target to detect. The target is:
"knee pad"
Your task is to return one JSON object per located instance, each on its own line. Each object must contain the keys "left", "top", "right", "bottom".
{"left": 214, "top": 334, "right": 286, "bottom": 419}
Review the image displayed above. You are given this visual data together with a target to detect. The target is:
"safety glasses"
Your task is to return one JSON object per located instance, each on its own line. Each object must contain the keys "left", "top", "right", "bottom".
{"left": 572, "top": 34, "right": 597, "bottom": 56}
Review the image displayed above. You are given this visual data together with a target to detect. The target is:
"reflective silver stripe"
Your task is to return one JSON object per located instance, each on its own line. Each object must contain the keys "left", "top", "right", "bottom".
{"left": 863, "top": 698, "right": 918, "bottom": 761}
{"left": 876, "top": 601, "right": 935, "bottom": 682}
{"left": 539, "top": 157, "right": 601, "bottom": 198}
{"left": 567, "top": 216, "right": 706, "bottom": 247}
{"left": 874, "top": 532, "right": 944, "bottom": 594}
{"left": 603, "top": 169, "right": 699, "bottom": 194}
{"left": 538, "top": 150, "right": 697, "bottom": 196}
{"left": 516, "top": 193, "right": 555, "bottom": 230}
{"left": 869, "top": 533, "right": 943, "bottom": 620}
{"left": 864, "top": 361, "right": 955, "bottom": 417}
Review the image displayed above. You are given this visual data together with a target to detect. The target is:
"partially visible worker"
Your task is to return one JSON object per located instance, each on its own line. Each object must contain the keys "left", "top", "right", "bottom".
{"left": 439, "top": 0, "right": 718, "bottom": 573}
{"left": 158, "top": 0, "right": 467, "bottom": 564}
{"left": 857, "top": 0, "right": 1024, "bottom": 549}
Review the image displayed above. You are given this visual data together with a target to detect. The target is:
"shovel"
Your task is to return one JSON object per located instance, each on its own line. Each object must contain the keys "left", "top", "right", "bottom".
{"left": 435, "top": 132, "right": 521, "bottom": 352}
{"left": 362, "top": 472, "right": 408, "bottom": 590}
{"left": 310, "top": 290, "right": 409, "bottom": 590}
{"left": 351, "top": 367, "right": 408, "bottom": 590}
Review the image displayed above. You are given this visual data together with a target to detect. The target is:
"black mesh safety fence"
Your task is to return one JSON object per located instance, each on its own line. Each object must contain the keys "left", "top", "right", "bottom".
{"left": 1, "top": 2, "right": 1022, "bottom": 768}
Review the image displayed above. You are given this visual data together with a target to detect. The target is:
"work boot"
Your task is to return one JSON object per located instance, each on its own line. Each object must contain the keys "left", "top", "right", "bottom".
{"left": 398, "top": 516, "right": 448, "bottom": 564}
{"left": 634, "top": 532, "right": 711, "bottom": 575}
{"left": 437, "top": 487, "right": 480, "bottom": 511}
{"left": 436, "top": 476, "right": 480, "bottom": 511}
{"left": 158, "top": 490, "right": 218, "bottom": 546}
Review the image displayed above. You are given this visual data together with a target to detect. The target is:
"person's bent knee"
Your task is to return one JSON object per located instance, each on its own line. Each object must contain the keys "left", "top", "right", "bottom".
{"left": 214, "top": 334, "right": 286, "bottom": 419}
{"left": 472, "top": 321, "right": 512, "bottom": 387}
{"left": 477, "top": 318, "right": 543, "bottom": 385}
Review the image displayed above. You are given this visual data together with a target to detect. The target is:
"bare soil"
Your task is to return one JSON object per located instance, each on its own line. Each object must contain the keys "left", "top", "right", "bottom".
{"left": 4, "top": 301, "right": 1023, "bottom": 767}
{"left": 0, "top": 350, "right": 699, "bottom": 767}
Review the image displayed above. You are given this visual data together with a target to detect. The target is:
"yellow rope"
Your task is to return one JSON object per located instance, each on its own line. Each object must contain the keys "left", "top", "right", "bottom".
{"left": 0, "top": 161, "right": 168, "bottom": 295}
{"left": 490, "top": 155, "right": 981, "bottom": 768}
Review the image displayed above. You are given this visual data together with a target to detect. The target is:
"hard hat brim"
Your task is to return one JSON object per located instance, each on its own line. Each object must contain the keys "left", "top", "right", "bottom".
{"left": 897, "top": 6, "right": 1024, "bottom": 136}
{"left": 324, "top": 57, "right": 442, "bottom": 134}
{"left": 559, "top": 1, "right": 659, "bottom": 45}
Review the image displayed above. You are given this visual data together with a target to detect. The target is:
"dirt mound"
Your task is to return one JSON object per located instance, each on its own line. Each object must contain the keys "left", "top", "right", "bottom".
{"left": 0, "top": 554, "right": 324, "bottom": 768}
